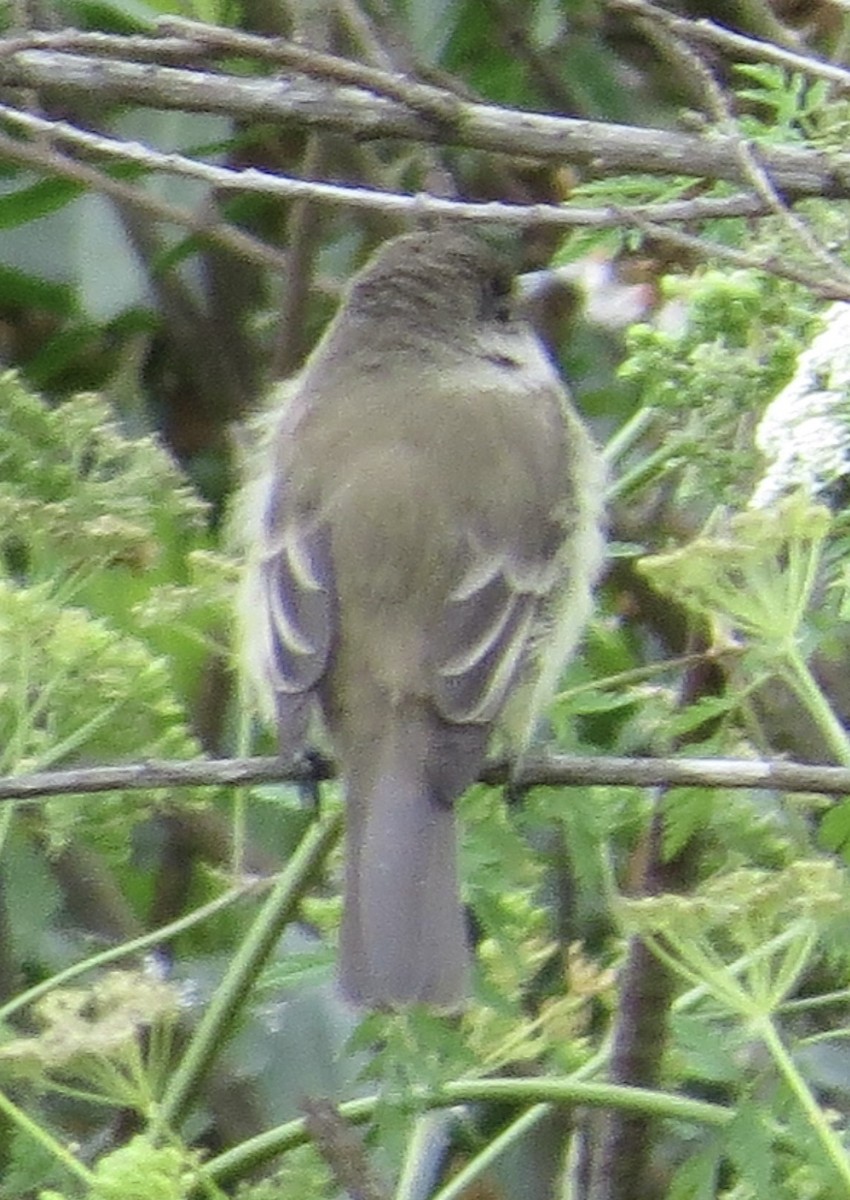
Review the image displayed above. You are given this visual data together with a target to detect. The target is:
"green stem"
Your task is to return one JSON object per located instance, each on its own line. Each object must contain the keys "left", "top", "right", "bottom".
{"left": 0, "top": 1086, "right": 95, "bottom": 1187}
{"left": 0, "top": 802, "right": 15, "bottom": 861}
{"left": 782, "top": 988, "right": 850, "bottom": 1014}
{"left": 410, "top": 1045, "right": 614, "bottom": 1200}
{"left": 755, "top": 1014, "right": 850, "bottom": 1193}
{"left": 394, "top": 1111, "right": 457, "bottom": 1200}
{"left": 764, "top": 925, "right": 817, "bottom": 1009}
{"left": 155, "top": 806, "right": 342, "bottom": 1134}
{"left": 555, "top": 651, "right": 715, "bottom": 702}
{"left": 0, "top": 883, "right": 264, "bottom": 1024}
{"left": 230, "top": 705, "right": 254, "bottom": 877}
{"left": 673, "top": 927, "right": 802, "bottom": 1014}
{"left": 782, "top": 643, "right": 850, "bottom": 767}
{"left": 202, "top": 1078, "right": 732, "bottom": 1189}
{"left": 602, "top": 406, "right": 658, "bottom": 468}
{"left": 604, "top": 441, "right": 680, "bottom": 504}
{"left": 427, "top": 1104, "right": 549, "bottom": 1200}
{"left": 788, "top": 531, "right": 825, "bottom": 635}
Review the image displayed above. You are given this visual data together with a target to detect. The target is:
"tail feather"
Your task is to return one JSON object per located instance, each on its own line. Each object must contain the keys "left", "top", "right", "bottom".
{"left": 339, "top": 727, "right": 475, "bottom": 1008}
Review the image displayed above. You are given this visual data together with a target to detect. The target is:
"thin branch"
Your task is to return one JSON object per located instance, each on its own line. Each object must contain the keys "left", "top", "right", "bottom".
{"left": 0, "top": 102, "right": 770, "bottom": 227}
{"left": 628, "top": 0, "right": 850, "bottom": 289}
{"left": 584, "top": 639, "right": 720, "bottom": 1200}
{"left": 156, "top": 16, "right": 461, "bottom": 122}
{"left": 13, "top": 12, "right": 840, "bottom": 107}
{"left": 619, "top": 211, "right": 850, "bottom": 298}
{"left": 0, "top": 29, "right": 207, "bottom": 63}
{"left": 0, "top": 130, "right": 289, "bottom": 271}
{"left": 334, "top": 0, "right": 397, "bottom": 71}
{"left": 300, "top": 1097, "right": 390, "bottom": 1200}
{"left": 477, "top": 0, "right": 580, "bottom": 113}
{"left": 2, "top": 102, "right": 848, "bottom": 296}
{"left": 1, "top": 752, "right": 849, "bottom": 803}
{"left": 610, "top": 0, "right": 850, "bottom": 93}
{"left": 1, "top": 50, "right": 848, "bottom": 199}
{"left": 271, "top": 6, "right": 335, "bottom": 378}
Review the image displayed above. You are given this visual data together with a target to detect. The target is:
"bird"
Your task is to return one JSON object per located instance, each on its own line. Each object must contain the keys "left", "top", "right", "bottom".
{"left": 239, "top": 229, "right": 605, "bottom": 1008}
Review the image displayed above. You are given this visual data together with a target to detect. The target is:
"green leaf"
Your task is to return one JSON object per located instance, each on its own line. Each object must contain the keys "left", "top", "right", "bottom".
{"left": 530, "top": 784, "right": 612, "bottom": 898}
{"left": 4, "top": 825, "right": 61, "bottom": 959}
{"left": 0, "top": 265, "right": 77, "bottom": 315}
{"left": 818, "top": 799, "right": 850, "bottom": 859}
{"left": 23, "top": 323, "right": 103, "bottom": 389}
{"left": 63, "top": 0, "right": 158, "bottom": 32}
{"left": 668, "top": 696, "right": 735, "bottom": 738}
{"left": 672, "top": 1013, "right": 744, "bottom": 1085}
{"left": 559, "top": 688, "right": 638, "bottom": 716}
{"left": 662, "top": 788, "right": 714, "bottom": 859}
{"left": 257, "top": 948, "right": 336, "bottom": 993}
{"left": 0, "top": 178, "right": 82, "bottom": 229}
{"left": 723, "top": 1104, "right": 774, "bottom": 1199}
{"left": 665, "top": 1139, "right": 721, "bottom": 1200}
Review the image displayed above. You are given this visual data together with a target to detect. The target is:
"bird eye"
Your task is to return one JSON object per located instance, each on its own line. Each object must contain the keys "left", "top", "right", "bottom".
{"left": 480, "top": 271, "right": 513, "bottom": 323}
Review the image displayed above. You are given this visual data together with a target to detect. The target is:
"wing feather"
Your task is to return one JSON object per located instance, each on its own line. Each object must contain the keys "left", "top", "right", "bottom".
{"left": 434, "top": 532, "right": 565, "bottom": 725}
{"left": 261, "top": 509, "right": 334, "bottom": 695}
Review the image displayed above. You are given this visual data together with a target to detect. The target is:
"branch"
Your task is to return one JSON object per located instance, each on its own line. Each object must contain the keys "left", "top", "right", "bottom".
{"left": 610, "top": 0, "right": 850, "bottom": 93}
{"left": 0, "top": 130, "right": 289, "bottom": 270}
{"left": 0, "top": 101, "right": 772, "bottom": 228}
{"left": 3, "top": 30, "right": 850, "bottom": 292}
{"left": 2, "top": 752, "right": 850, "bottom": 803}
{"left": 624, "top": 0, "right": 850, "bottom": 289}
{"left": 1, "top": 48, "right": 849, "bottom": 200}
{"left": 156, "top": 16, "right": 461, "bottom": 121}
{"left": 300, "top": 1097, "right": 390, "bottom": 1200}
{"left": 614, "top": 210, "right": 850, "bottom": 297}
{"left": 0, "top": 29, "right": 207, "bottom": 63}
{"left": 2, "top": 101, "right": 849, "bottom": 296}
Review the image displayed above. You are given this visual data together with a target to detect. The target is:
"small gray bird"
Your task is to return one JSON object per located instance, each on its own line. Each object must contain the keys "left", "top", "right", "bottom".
{"left": 240, "top": 230, "right": 604, "bottom": 1008}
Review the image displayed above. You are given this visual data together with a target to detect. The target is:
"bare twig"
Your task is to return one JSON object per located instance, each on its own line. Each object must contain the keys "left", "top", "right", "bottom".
{"left": 0, "top": 28, "right": 848, "bottom": 296}
{"left": 584, "top": 640, "right": 720, "bottom": 1200}
{"left": 628, "top": 0, "right": 850, "bottom": 288}
{"left": 0, "top": 129, "right": 289, "bottom": 271}
{"left": 618, "top": 211, "right": 850, "bottom": 298}
{"left": 2, "top": 101, "right": 849, "bottom": 296}
{"left": 334, "top": 0, "right": 397, "bottom": 71}
{"left": 478, "top": 0, "right": 580, "bottom": 113}
{"left": 0, "top": 105, "right": 774, "bottom": 223}
{"left": 0, "top": 752, "right": 848, "bottom": 803}
{"left": 0, "top": 29, "right": 207, "bottom": 62}
{"left": 271, "top": 6, "right": 335, "bottom": 378}
{"left": 301, "top": 1097, "right": 390, "bottom": 1200}
{"left": 156, "top": 16, "right": 461, "bottom": 122}
{"left": 610, "top": 0, "right": 850, "bottom": 93}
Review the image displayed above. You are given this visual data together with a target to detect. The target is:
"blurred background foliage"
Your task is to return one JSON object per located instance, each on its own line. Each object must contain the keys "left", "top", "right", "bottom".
{"left": 3, "top": 0, "right": 850, "bottom": 1197}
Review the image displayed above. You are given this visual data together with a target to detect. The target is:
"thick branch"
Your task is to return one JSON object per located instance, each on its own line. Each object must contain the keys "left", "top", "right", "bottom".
{"left": 1, "top": 49, "right": 848, "bottom": 199}
{"left": 1, "top": 752, "right": 849, "bottom": 803}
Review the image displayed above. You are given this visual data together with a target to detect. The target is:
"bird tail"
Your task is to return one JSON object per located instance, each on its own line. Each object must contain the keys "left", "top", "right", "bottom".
{"left": 339, "top": 723, "right": 470, "bottom": 1009}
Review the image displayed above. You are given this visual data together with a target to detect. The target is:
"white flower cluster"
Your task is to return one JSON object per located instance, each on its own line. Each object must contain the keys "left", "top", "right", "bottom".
{"left": 752, "top": 303, "right": 850, "bottom": 509}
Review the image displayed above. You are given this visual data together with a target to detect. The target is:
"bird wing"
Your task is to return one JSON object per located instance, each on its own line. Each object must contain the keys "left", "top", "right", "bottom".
{"left": 261, "top": 518, "right": 334, "bottom": 693}
{"left": 433, "top": 531, "right": 564, "bottom": 727}
{"left": 247, "top": 471, "right": 335, "bottom": 757}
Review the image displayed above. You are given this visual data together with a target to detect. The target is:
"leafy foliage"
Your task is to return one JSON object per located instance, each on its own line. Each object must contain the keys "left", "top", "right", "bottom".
{"left": 4, "top": 3, "right": 850, "bottom": 1199}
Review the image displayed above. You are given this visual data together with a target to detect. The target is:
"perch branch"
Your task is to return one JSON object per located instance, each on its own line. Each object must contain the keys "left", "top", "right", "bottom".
{"left": 0, "top": 752, "right": 848, "bottom": 802}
